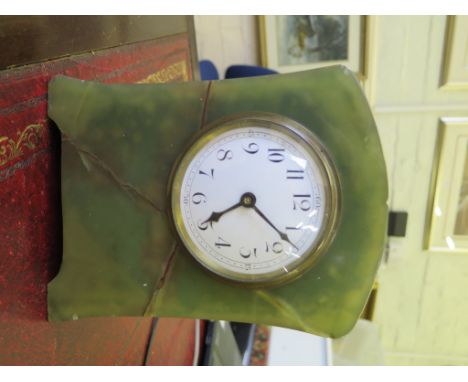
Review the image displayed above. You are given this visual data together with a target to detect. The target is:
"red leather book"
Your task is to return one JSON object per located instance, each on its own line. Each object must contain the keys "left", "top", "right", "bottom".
{"left": 0, "top": 32, "right": 202, "bottom": 365}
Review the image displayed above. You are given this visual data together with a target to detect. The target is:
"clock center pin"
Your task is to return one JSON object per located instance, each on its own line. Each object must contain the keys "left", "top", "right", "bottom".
{"left": 241, "top": 192, "right": 256, "bottom": 208}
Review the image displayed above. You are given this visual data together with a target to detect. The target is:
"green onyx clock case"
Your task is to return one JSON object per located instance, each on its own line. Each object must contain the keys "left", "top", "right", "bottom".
{"left": 47, "top": 66, "right": 388, "bottom": 338}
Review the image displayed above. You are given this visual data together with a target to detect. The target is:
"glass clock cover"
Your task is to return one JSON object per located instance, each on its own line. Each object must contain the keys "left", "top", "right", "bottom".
{"left": 47, "top": 66, "right": 387, "bottom": 338}
{"left": 171, "top": 115, "right": 339, "bottom": 286}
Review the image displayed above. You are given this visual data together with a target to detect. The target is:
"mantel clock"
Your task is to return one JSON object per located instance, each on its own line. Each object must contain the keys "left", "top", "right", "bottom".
{"left": 47, "top": 66, "right": 388, "bottom": 338}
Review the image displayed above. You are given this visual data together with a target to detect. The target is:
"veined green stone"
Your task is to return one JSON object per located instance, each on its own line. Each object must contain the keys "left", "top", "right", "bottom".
{"left": 47, "top": 66, "right": 387, "bottom": 338}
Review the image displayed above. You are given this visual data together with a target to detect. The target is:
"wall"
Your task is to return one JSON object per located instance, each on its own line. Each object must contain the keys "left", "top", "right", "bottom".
{"left": 365, "top": 16, "right": 468, "bottom": 365}
{"left": 194, "top": 16, "right": 259, "bottom": 78}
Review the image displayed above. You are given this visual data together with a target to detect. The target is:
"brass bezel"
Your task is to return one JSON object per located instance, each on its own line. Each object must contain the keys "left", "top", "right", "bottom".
{"left": 169, "top": 112, "right": 341, "bottom": 288}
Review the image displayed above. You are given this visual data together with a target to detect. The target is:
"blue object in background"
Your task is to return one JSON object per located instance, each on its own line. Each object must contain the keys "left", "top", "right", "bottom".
{"left": 225, "top": 65, "right": 278, "bottom": 79}
{"left": 199, "top": 60, "right": 220, "bottom": 80}
{"left": 199, "top": 60, "right": 278, "bottom": 80}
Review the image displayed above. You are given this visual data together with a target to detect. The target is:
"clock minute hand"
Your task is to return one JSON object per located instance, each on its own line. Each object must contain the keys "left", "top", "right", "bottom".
{"left": 252, "top": 205, "right": 299, "bottom": 251}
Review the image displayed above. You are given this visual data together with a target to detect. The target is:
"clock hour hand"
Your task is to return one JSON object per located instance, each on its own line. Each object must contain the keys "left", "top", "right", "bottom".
{"left": 202, "top": 201, "right": 243, "bottom": 225}
{"left": 252, "top": 205, "right": 299, "bottom": 251}
{"left": 202, "top": 192, "right": 257, "bottom": 226}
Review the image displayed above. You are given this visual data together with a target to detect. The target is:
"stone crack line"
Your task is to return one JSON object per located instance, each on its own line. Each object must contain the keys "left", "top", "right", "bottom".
{"left": 63, "top": 135, "right": 164, "bottom": 214}
{"left": 141, "top": 82, "right": 212, "bottom": 316}
{"left": 143, "top": 241, "right": 179, "bottom": 316}
{"left": 199, "top": 80, "right": 213, "bottom": 130}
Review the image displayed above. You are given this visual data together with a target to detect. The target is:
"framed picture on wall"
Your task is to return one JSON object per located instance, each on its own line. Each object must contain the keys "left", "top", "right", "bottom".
{"left": 426, "top": 118, "right": 468, "bottom": 252}
{"left": 258, "top": 16, "right": 365, "bottom": 75}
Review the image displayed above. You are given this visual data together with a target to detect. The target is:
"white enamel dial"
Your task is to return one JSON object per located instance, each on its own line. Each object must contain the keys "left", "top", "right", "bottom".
{"left": 171, "top": 115, "right": 338, "bottom": 286}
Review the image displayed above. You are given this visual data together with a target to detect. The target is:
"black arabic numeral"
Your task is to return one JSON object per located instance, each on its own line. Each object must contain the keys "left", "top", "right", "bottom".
{"left": 239, "top": 247, "right": 257, "bottom": 259}
{"left": 217, "top": 149, "right": 233, "bottom": 161}
{"left": 243, "top": 142, "right": 259, "bottom": 154}
{"left": 197, "top": 220, "right": 209, "bottom": 231}
{"left": 287, "top": 169, "right": 304, "bottom": 179}
{"left": 293, "top": 194, "right": 311, "bottom": 211}
{"left": 272, "top": 242, "right": 283, "bottom": 254}
{"left": 199, "top": 169, "right": 215, "bottom": 179}
{"left": 192, "top": 192, "right": 207, "bottom": 205}
{"left": 239, "top": 248, "right": 250, "bottom": 259}
{"left": 215, "top": 236, "right": 231, "bottom": 248}
{"left": 268, "top": 148, "right": 285, "bottom": 163}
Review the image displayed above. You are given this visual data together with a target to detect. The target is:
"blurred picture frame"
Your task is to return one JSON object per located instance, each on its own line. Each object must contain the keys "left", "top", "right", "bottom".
{"left": 426, "top": 118, "right": 468, "bottom": 252}
{"left": 258, "top": 16, "right": 366, "bottom": 75}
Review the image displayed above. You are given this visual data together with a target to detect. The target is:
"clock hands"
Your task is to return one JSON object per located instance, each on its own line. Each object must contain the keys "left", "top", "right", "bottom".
{"left": 252, "top": 205, "right": 299, "bottom": 251}
{"left": 203, "top": 192, "right": 298, "bottom": 250}
{"left": 202, "top": 201, "right": 242, "bottom": 225}
{"left": 202, "top": 192, "right": 255, "bottom": 226}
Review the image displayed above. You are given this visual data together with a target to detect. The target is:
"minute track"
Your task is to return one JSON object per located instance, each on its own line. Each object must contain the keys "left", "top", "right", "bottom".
{"left": 171, "top": 118, "right": 336, "bottom": 286}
